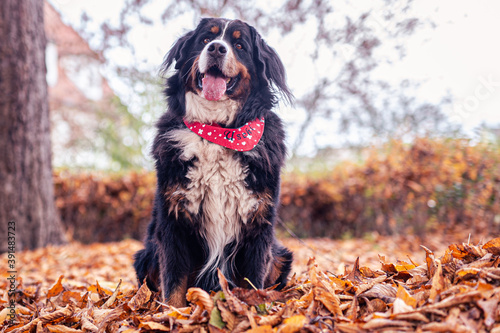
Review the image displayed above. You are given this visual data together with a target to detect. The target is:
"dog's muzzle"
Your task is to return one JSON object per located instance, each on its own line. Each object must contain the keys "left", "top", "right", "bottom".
{"left": 198, "top": 41, "right": 238, "bottom": 101}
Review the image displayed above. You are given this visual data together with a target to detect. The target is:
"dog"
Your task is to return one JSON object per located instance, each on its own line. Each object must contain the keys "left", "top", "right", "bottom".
{"left": 134, "top": 18, "right": 293, "bottom": 307}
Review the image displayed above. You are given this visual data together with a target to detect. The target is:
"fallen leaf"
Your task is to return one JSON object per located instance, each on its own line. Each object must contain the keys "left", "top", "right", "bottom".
{"left": 138, "top": 321, "right": 170, "bottom": 331}
{"left": 47, "top": 275, "right": 65, "bottom": 299}
{"left": 280, "top": 315, "right": 308, "bottom": 333}
{"left": 477, "top": 296, "right": 499, "bottom": 329}
{"left": 429, "top": 260, "right": 445, "bottom": 302}
{"left": 127, "top": 282, "right": 151, "bottom": 311}
{"left": 231, "top": 288, "right": 285, "bottom": 306}
{"left": 46, "top": 324, "right": 83, "bottom": 333}
{"left": 186, "top": 287, "right": 214, "bottom": 313}
{"left": 102, "top": 280, "right": 121, "bottom": 309}
{"left": 396, "top": 284, "right": 417, "bottom": 308}
{"left": 483, "top": 238, "right": 500, "bottom": 255}
{"left": 245, "top": 325, "right": 273, "bottom": 333}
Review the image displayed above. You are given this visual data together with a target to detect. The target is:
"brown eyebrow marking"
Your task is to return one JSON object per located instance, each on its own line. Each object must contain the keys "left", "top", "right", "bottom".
{"left": 232, "top": 30, "right": 241, "bottom": 39}
{"left": 211, "top": 26, "right": 220, "bottom": 34}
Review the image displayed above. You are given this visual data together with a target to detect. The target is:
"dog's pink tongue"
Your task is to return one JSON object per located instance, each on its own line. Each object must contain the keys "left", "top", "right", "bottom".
{"left": 202, "top": 74, "right": 227, "bottom": 101}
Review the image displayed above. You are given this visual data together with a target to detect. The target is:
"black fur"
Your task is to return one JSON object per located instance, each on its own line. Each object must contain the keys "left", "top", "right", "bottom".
{"left": 134, "top": 18, "right": 293, "bottom": 306}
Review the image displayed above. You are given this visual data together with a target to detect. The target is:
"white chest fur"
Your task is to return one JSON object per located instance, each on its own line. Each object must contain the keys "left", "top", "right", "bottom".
{"left": 166, "top": 127, "right": 259, "bottom": 278}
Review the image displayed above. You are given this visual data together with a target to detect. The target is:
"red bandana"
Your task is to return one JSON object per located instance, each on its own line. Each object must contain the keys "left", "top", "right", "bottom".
{"left": 183, "top": 117, "right": 265, "bottom": 152}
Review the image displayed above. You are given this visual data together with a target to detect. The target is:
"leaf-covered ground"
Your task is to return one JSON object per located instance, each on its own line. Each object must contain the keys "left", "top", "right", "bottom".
{"left": 2, "top": 234, "right": 500, "bottom": 332}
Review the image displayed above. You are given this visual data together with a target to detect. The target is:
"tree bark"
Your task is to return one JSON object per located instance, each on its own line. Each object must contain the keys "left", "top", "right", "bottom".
{"left": 0, "top": 0, "right": 66, "bottom": 251}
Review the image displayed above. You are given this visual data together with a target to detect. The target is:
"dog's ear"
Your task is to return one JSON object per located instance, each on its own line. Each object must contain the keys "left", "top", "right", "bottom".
{"left": 249, "top": 25, "right": 294, "bottom": 104}
{"left": 162, "top": 18, "right": 213, "bottom": 74}
{"left": 162, "top": 30, "right": 196, "bottom": 72}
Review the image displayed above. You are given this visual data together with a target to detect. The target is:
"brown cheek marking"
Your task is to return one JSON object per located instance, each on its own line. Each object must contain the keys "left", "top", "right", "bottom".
{"left": 166, "top": 276, "right": 188, "bottom": 307}
{"left": 188, "top": 56, "right": 201, "bottom": 94}
{"left": 231, "top": 61, "right": 252, "bottom": 100}
{"left": 165, "top": 187, "right": 193, "bottom": 222}
{"left": 233, "top": 30, "right": 241, "bottom": 39}
{"left": 211, "top": 25, "right": 220, "bottom": 34}
{"left": 250, "top": 190, "right": 273, "bottom": 224}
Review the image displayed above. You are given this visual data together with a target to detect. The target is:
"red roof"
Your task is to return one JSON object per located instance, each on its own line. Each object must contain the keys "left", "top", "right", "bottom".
{"left": 44, "top": 1, "right": 100, "bottom": 59}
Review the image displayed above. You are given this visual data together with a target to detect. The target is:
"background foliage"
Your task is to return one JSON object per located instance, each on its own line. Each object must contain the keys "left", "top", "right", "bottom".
{"left": 54, "top": 138, "right": 500, "bottom": 243}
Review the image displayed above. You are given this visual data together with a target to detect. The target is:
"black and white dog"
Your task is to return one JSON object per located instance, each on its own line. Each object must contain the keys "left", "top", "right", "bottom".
{"left": 134, "top": 18, "right": 293, "bottom": 307}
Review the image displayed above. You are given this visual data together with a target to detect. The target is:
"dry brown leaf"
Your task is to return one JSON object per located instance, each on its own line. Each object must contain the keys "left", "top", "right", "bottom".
{"left": 309, "top": 263, "right": 342, "bottom": 317}
{"left": 483, "top": 238, "right": 500, "bottom": 255}
{"left": 455, "top": 267, "right": 481, "bottom": 281}
{"left": 448, "top": 243, "right": 487, "bottom": 261}
{"left": 61, "top": 291, "right": 84, "bottom": 305}
{"left": 36, "top": 321, "right": 44, "bottom": 333}
{"left": 92, "top": 308, "right": 114, "bottom": 326}
{"left": 139, "top": 321, "right": 170, "bottom": 331}
{"left": 395, "top": 260, "right": 416, "bottom": 271}
{"left": 362, "top": 318, "right": 414, "bottom": 330}
{"left": 392, "top": 311, "right": 429, "bottom": 323}
{"left": 186, "top": 288, "right": 214, "bottom": 313}
{"left": 231, "top": 319, "right": 250, "bottom": 333}
{"left": 0, "top": 308, "right": 14, "bottom": 326}
{"left": 380, "top": 262, "right": 398, "bottom": 275}
{"left": 231, "top": 288, "right": 285, "bottom": 306}
{"left": 5, "top": 235, "right": 500, "bottom": 333}
{"left": 396, "top": 284, "right": 417, "bottom": 308}
{"left": 46, "top": 324, "right": 83, "bottom": 333}
{"left": 47, "top": 275, "right": 65, "bottom": 299}
{"left": 424, "top": 290, "right": 482, "bottom": 310}
{"left": 366, "top": 298, "right": 387, "bottom": 313}
{"left": 11, "top": 304, "right": 75, "bottom": 333}
{"left": 81, "top": 315, "right": 98, "bottom": 332}
{"left": 216, "top": 300, "right": 237, "bottom": 331}
{"left": 280, "top": 315, "right": 308, "bottom": 333}
{"left": 392, "top": 298, "right": 414, "bottom": 314}
{"left": 355, "top": 274, "right": 387, "bottom": 295}
{"left": 127, "top": 282, "right": 151, "bottom": 312}
{"left": 102, "top": 280, "right": 121, "bottom": 309}
{"left": 256, "top": 307, "right": 285, "bottom": 327}
{"left": 477, "top": 296, "right": 499, "bottom": 329}
{"left": 422, "top": 308, "right": 473, "bottom": 333}
{"left": 96, "top": 306, "right": 128, "bottom": 332}
{"left": 346, "top": 295, "right": 359, "bottom": 320}
{"left": 216, "top": 270, "right": 246, "bottom": 315}
{"left": 429, "top": 260, "right": 445, "bottom": 302}
{"left": 120, "top": 329, "right": 140, "bottom": 333}
{"left": 420, "top": 245, "right": 436, "bottom": 278}
{"left": 314, "top": 285, "right": 342, "bottom": 317}
{"left": 88, "top": 281, "right": 112, "bottom": 298}
{"left": 345, "top": 257, "right": 364, "bottom": 283}
{"left": 359, "top": 283, "right": 396, "bottom": 303}
{"left": 359, "top": 266, "right": 383, "bottom": 278}
{"left": 244, "top": 325, "right": 273, "bottom": 333}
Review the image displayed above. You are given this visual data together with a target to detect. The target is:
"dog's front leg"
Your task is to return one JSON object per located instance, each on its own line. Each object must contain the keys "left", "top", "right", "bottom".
{"left": 236, "top": 223, "right": 274, "bottom": 289}
{"left": 155, "top": 215, "right": 193, "bottom": 307}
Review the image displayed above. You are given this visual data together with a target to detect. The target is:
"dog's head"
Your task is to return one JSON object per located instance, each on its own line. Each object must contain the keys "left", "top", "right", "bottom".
{"left": 162, "top": 18, "right": 292, "bottom": 124}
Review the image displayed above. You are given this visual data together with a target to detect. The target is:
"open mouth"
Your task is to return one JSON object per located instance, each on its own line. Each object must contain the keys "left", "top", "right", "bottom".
{"left": 197, "top": 66, "right": 239, "bottom": 101}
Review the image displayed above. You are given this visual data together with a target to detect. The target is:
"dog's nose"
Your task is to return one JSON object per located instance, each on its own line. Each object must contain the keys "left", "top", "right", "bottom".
{"left": 207, "top": 42, "right": 227, "bottom": 57}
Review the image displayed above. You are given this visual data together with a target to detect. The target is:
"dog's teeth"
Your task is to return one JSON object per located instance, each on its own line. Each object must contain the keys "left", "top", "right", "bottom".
{"left": 226, "top": 78, "right": 231, "bottom": 83}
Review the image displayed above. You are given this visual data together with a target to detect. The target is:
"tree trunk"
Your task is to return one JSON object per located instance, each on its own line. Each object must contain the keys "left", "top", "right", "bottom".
{"left": 0, "top": 0, "right": 66, "bottom": 251}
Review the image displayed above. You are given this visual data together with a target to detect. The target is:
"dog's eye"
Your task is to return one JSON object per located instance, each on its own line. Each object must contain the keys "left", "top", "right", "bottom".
{"left": 235, "top": 43, "right": 243, "bottom": 50}
{"left": 203, "top": 38, "right": 211, "bottom": 44}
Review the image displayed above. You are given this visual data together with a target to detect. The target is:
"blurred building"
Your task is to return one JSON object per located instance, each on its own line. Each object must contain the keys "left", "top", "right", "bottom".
{"left": 44, "top": 1, "right": 115, "bottom": 167}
